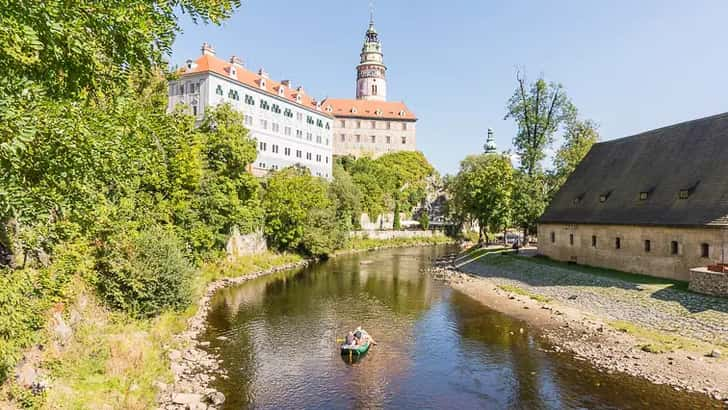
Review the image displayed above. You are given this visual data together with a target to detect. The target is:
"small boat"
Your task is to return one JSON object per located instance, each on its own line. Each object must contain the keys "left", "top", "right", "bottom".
{"left": 340, "top": 328, "right": 373, "bottom": 356}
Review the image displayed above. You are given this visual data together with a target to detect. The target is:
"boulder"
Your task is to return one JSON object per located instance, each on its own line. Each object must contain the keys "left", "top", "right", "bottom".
{"left": 205, "top": 391, "right": 226, "bottom": 406}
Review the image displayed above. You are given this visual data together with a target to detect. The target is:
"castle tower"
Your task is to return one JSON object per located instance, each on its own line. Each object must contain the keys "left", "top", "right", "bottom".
{"left": 484, "top": 128, "right": 498, "bottom": 154}
{"left": 356, "top": 14, "right": 387, "bottom": 101}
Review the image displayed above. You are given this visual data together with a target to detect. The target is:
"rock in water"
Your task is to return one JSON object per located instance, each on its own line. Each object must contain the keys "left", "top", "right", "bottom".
{"left": 708, "top": 349, "right": 721, "bottom": 358}
{"left": 205, "top": 391, "right": 226, "bottom": 406}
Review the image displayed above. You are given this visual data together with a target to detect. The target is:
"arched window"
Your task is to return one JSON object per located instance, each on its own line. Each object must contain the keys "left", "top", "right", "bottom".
{"left": 372, "top": 84, "right": 378, "bottom": 95}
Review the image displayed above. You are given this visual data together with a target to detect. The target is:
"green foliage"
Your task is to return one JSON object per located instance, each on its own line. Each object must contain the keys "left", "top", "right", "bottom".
{"left": 418, "top": 213, "right": 430, "bottom": 230}
{"left": 96, "top": 226, "right": 193, "bottom": 319}
{"left": 511, "top": 171, "right": 549, "bottom": 238}
{"left": 301, "top": 208, "right": 349, "bottom": 257}
{"left": 263, "top": 167, "right": 332, "bottom": 254}
{"left": 337, "top": 151, "right": 435, "bottom": 219}
{"left": 392, "top": 200, "right": 401, "bottom": 230}
{"left": 448, "top": 154, "right": 514, "bottom": 242}
{"left": 552, "top": 119, "right": 599, "bottom": 192}
{"left": 505, "top": 72, "right": 575, "bottom": 177}
{"left": 328, "top": 163, "right": 362, "bottom": 228}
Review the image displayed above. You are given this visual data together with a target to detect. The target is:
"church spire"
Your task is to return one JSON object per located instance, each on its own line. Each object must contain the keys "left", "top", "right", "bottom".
{"left": 484, "top": 128, "right": 498, "bottom": 154}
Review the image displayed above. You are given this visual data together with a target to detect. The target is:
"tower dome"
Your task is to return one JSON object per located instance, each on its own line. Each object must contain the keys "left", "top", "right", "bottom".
{"left": 356, "top": 14, "right": 387, "bottom": 101}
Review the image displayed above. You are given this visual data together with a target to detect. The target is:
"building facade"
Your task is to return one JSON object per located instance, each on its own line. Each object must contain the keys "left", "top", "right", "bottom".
{"left": 323, "top": 17, "right": 417, "bottom": 158}
{"left": 168, "top": 44, "right": 334, "bottom": 178}
{"left": 538, "top": 113, "right": 728, "bottom": 281}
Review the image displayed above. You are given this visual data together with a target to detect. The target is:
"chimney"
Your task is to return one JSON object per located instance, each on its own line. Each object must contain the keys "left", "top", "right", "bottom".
{"left": 258, "top": 68, "right": 269, "bottom": 79}
{"left": 229, "top": 55, "right": 243, "bottom": 66}
{"left": 201, "top": 42, "right": 215, "bottom": 56}
{"left": 281, "top": 80, "right": 291, "bottom": 87}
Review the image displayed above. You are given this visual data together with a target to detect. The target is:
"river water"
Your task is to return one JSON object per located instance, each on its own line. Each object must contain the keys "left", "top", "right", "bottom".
{"left": 202, "top": 245, "right": 718, "bottom": 409}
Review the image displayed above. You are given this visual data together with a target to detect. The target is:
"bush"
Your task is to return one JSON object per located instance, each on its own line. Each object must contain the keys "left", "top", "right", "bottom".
{"left": 418, "top": 213, "right": 430, "bottom": 230}
{"left": 96, "top": 226, "right": 193, "bottom": 319}
{"left": 300, "top": 208, "right": 348, "bottom": 257}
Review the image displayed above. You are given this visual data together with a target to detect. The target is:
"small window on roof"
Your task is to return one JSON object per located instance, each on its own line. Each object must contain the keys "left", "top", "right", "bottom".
{"left": 639, "top": 191, "right": 649, "bottom": 201}
{"left": 599, "top": 192, "right": 611, "bottom": 203}
{"left": 679, "top": 189, "right": 690, "bottom": 200}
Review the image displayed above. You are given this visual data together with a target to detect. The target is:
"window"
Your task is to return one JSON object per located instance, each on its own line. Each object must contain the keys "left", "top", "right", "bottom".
{"left": 316, "top": 135, "right": 322, "bottom": 144}
{"left": 284, "top": 127, "right": 292, "bottom": 136}
{"left": 296, "top": 150, "right": 302, "bottom": 158}
{"left": 244, "top": 115, "right": 253, "bottom": 126}
{"left": 701, "top": 243, "right": 710, "bottom": 258}
{"left": 325, "top": 156, "right": 329, "bottom": 164}
{"left": 569, "top": 234, "right": 574, "bottom": 246}
{"left": 306, "top": 152, "right": 312, "bottom": 160}
{"left": 639, "top": 191, "right": 649, "bottom": 201}
{"left": 386, "top": 122, "right": 391, "bottom": 130}
{"left": 341, "top": 134, "right": 346, "bottom": 142}
{"left": 386, "top": 136, "right": 391, "bottom": 144}
{"left": 402, "top": 123, "right": 408, "bottom": 130}
{"left": 592, "top": 235, "right": 597, "bottom": 248}
{"left": 401, "top": 136, "right": 407, "bottom": 144}
{"left": 284, "top": 147, "right": 291, "bottom": 156}
{"left": 258, "top": 162, "right": 266, "bottom": 169}
{"left": 615, "top": 237, "right": 621, "bottom": 249}
{"left": 245, "top": 95, "right": 255, "bottom": 105}
{"left": 296, "top": 130, "right": 303, "bottom": 139}
{"left": 316, "top": 119, "right": 323, "bottom": 128}
{"left": 192, "top": 105, "right": 197, "bottom": 116}
{"left": 372, "top": 84, "right": 377, "bottom": 95}
{"left": 272, "top": 123, "right": 280, "bottom": 133}
{"left": 340, "top": 120, "right": 346, "bottom": 127}
{"left": 271, "top": 144, "right": 279, "bottom": 154}
{"left": 325, "top": 138, "right": 329, "bottom": 146}
{"left": 258, "top": 141, "right": 267, "bottom": 151}
{"left": 644, "top": 240, "right": 651, "bottom": 253}
{"left": 179, "top": 85, "right": 184, "bottom": 95}
{"left": 550, "top": 232, "right": 555, "bottom": 243}
{"left": 356, "top": 121, "right": 362, "bottom": 128}
{"left": 271, "top": 164, "right": 279, "bottom": 171}
{"left": 189, "top": 83, "right": 195, "bottom": 93}
{"left": 316, "top": 154, "right": 321, "bottom": 162}
{"left": 671, "top": 241, "right": 679, "bottom": 255}
{"left": 599, "top": 192, "right": 611, "bottom": 203}
{"left": 356, "top": 135, "right": 361, "bottom": 143}
{"left": 306, "top": 132, "right": 312, "bottom": 141}
{"left": 679, "top": 189, "right": 690, "bottom": 199}
{"left": 371, "top": 121, "right": 376, "bottom": 129}
{"left": 297, "top": 113, "right": 303, "bottom": 121}
{"left": 260, "top": 119, "right": 268, "bottom": 130}
{"left": 370, "top": 135, "right": 376, "bottom": 143}
{"left": 325, "top": 122, "right": 330, "bottom": 130}
{"left": 215, "top": 85, "right": 223, "bottom": 96}
{"left": 306, "top": 116, "right": 314, "bottom": 125}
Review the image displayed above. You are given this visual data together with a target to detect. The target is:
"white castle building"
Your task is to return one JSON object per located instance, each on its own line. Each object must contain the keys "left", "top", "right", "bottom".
{"left": 322, "top": 16, "right": 417, "bottom": 158}
{"left": 168, "top": 43, "right": 334, "bottom": 178}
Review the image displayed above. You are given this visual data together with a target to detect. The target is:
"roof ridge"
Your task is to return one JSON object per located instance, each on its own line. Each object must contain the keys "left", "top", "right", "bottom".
{"left": 597, "top": 111, "right": 728, "bottom": 146}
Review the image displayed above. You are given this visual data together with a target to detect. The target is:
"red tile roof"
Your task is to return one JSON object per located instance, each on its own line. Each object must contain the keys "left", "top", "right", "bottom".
{"left": 178, "top": 53, "right": 331, "bottom": 117}
{"left": 321, "top": 98, "right": 417, "bottom": 121}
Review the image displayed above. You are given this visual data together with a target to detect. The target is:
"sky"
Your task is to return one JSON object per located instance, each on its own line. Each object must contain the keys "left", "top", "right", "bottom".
{"left": 171, "top": 0, "right": 728, "bottom": 175}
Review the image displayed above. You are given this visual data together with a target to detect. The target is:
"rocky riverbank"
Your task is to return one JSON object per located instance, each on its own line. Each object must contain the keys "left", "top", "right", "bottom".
{"left": 425, "top": 254, "right": 728, "bottom": 406}
{"left": 157, "top": 260, "right": 311, "bottom": 410}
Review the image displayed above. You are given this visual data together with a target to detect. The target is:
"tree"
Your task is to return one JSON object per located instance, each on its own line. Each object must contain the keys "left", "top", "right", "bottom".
{"left": 262, "top": 167, "right": 332, "bottom": 253}
{"left": 418, "top": 212, "right": 430, "bottom": 230}
{"left": 505, "top": 72, "right": 575, "bottom": 177}
{"left": 552, "top": 119, "right": 599, "bottom": 192}
{"left": 449, "top": 154, "right": 514, "bottom": 243}
{"left": 511, "top": 171, "right": 549, "bottom": 243}
{"left": 328, "top": 163, "right": 362, "bottom": 228}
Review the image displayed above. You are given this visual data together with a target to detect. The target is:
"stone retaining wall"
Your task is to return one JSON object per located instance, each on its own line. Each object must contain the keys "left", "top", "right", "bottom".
{"left": 689, "top": 267, "right": 728, "bottom": 298}
{"left": 226, "top": 228, "right": 267, "bottom": 261}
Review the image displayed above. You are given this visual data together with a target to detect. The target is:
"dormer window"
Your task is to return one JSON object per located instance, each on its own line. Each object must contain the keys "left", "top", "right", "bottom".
{"left": 599, "top": 192, "right": 611, "bottom": 203}
{"left": 295, "top": 94, "right": 302, "bottom": 103}
{"left": 278, "top": 86, "right": 285, "bottom": 96}
{"left": 399, "top": 110, "right": 406, "bottom": 116}
{"left": 639, "top": 192, "right": 649, "bottom": 201}
{"left": 260, "top": 79, "right": 266, "bottom": 89}
{"left": 325, "top": 106, "right": 333, "bottom": 113}
{"left": 229, "top": 66, "right": 237, "bottom": 77}
{"left": 351, "top": 107, "right": 358, "bottom": 114}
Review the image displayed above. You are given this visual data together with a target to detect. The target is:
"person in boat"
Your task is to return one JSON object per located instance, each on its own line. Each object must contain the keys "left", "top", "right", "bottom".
{"left": 345, "top": 331, "right": 356, "bottom": 346}
{"left": 353, "top": 326, "right": 376, "bottom": 345}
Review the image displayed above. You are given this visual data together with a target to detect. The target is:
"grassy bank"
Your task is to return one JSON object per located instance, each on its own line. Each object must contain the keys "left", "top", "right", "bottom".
{"left": 1, "top": 252, "right": 301, "bottom": 409}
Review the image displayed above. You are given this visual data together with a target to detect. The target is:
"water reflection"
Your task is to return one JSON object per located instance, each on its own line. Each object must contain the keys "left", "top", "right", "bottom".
{"left": 202, "top": 246, "right": 719, "bottom": 409}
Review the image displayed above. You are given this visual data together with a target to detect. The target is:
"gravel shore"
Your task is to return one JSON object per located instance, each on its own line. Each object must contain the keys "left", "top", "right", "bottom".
{"left": 425, "top": 253, "right": 728, "bottom": 405}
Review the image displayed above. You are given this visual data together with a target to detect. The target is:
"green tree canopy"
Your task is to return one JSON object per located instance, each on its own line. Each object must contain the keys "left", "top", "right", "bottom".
{"left": 448, "top": 154, "right": 514, "bottom": 242}
{"left": 552, "top": 119, "right": 599, "bottom": 192}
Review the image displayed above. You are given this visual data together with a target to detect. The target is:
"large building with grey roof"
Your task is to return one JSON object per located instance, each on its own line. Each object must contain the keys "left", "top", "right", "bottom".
{"left": 538, "top": 112, "right": 728, "bottom": 281}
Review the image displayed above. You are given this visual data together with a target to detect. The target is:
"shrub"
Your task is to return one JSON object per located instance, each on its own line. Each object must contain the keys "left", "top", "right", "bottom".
{"left": 96, "top": 226, "right": 193, "bottom": 319}
{"left": 418, "top": 213, "right": 430, "bottom": 230}
{"left": 300, "top": 208, "right": 348, "bottom": 257}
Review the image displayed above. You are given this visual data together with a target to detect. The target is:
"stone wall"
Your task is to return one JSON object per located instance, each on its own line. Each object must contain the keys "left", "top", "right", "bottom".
{"left": 537, "top": 223, "right": 728, "bottom": 281}
{"left": 359, "top": 212, "right": 411, "bottom": 231}
{"left": 689, "top": 267, "right": 728, "bottom": 297}
{"left": 350, "top": 230, "right": 441, "bottom": 240}
{"left": 225, "top": 228, "right": 267, "bottom": 261}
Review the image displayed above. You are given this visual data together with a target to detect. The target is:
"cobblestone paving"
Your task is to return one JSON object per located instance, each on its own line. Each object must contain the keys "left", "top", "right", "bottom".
{"left": 460, "top": 255, "right": 728, "bottom": 344}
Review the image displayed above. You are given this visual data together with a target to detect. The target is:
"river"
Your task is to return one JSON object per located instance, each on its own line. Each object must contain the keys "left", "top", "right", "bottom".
{"left": 201, "top": 245, "right": 718, "bottom": 409}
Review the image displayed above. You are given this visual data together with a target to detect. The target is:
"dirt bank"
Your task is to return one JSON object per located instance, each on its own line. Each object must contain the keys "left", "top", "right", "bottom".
{"left": 426, "top": 256, "right": 728, "bottom": 406}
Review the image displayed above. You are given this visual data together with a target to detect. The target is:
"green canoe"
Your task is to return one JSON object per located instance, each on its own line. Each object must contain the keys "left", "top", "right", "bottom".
{"left": 340, "top": 339, "right": 370, "bottom": 355}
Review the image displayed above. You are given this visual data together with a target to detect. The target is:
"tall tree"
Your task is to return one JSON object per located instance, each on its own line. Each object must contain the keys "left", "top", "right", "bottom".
{"left": 552, "top": 119, "right": 599, "bottom": 192}
{"left": 448, "top": 154, "right": 514, "bottom": 243}
{"left": 505, "top": 72, "right": 575, "bottom": 176}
